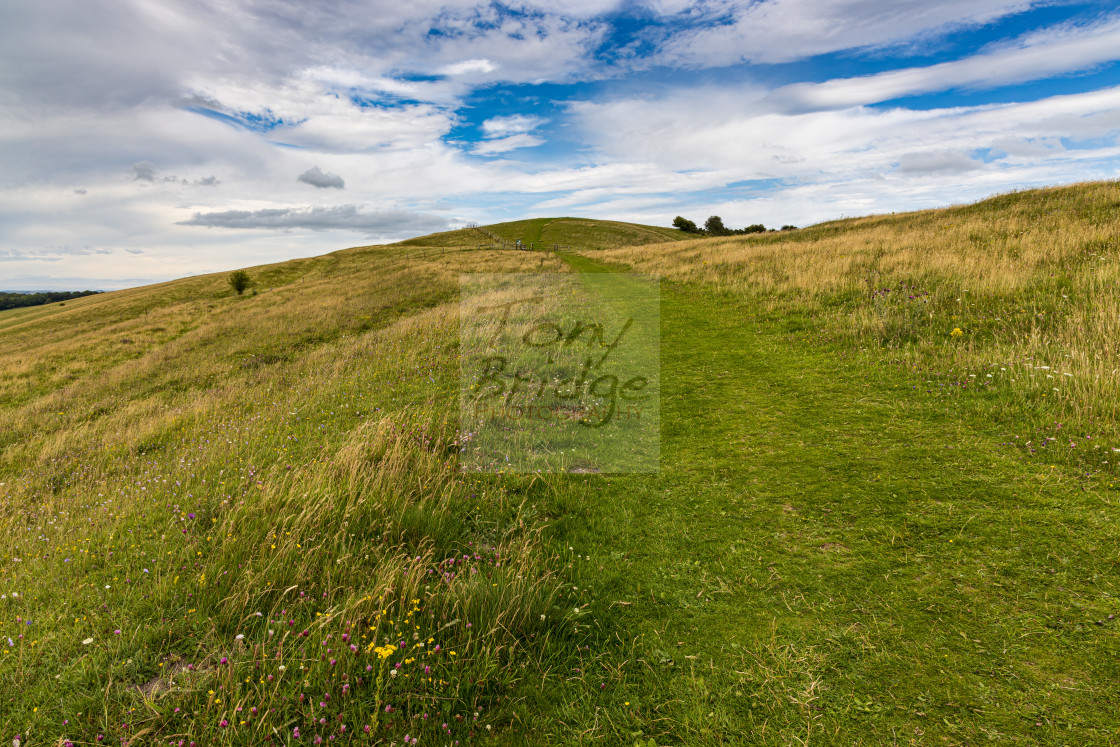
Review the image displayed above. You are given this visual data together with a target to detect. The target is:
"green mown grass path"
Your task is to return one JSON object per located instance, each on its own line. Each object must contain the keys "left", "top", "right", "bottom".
{"left": 528, "top": 253, "right": 1119, "bottom": 745}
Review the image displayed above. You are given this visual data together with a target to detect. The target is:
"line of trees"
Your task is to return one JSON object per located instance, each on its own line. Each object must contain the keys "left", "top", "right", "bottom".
{"left": 0, "top": 290, "right": 101, "bottom": 311}
{"left": 673, "top": 215, "right": 797, "bottom": 236}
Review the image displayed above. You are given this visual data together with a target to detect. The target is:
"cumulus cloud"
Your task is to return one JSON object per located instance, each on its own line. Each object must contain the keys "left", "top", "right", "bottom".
{"left": 297, "top": 166, "right": 345, "bottom": 189}
{"left": 178, "top": 205, "right": 450, "bottom": 235}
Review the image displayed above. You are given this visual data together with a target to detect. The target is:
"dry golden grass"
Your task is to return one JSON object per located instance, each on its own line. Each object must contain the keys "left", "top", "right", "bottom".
{"left": 599, "top": 180, "right": 1120, "bottom": 442}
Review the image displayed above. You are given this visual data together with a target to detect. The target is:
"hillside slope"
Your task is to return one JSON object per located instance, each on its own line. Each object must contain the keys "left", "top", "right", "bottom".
{"left": 600, "top": 179, "right": 1120, "bottom": 469}
{"left": 0, "top": 242, "right": 574, "bottom": 745}
{"left": 2, "top": 187, "right": 1119, "bottom": 744}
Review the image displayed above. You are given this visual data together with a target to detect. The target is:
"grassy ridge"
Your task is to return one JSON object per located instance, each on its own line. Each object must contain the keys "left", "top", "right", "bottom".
{"left": 484, "top": 218, "right": 687, "bottom": 249}
{"left": 394, "top": 218, "right": 686, "bottom": 250}
{"left": 2, "top": 186, "right": 1119, "bottom": 745}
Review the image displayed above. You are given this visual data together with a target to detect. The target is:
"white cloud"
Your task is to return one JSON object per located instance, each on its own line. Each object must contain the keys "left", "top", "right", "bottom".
{"left": 655, "top": 0, "right": 1045, "bottom": 66}
{"left": 472, "top": 115, "right": 549, "bottom": 154}
{"left": 473, "top": 134, "right": 546, "bottom": 155}
{"left": 185, "top": 77, "right": 457, "bottom": 153}
{"left": 768, "top": 15, "right": 1120, "bottom": 111}
{"left": 423, "top": 13, "right": 609, "bottom": 84}
{"left": 572, "top": 83, "right": 1120, "bottom": 177}
{"left": 3, "top": 0, "right": 1120, "bottom": 289}
{"left": 562, "top": 83, "right": 1120, "bottom": 227}
{"left": 439, "top": 59, "right": 498, "bottom": 76}
{"left": 300, "top": 67, "right": 433, "bottom": 99}
{"left": 520, "top": 162, "right": 733, "bottom": 201}
{"left": 481, "top": 115, "right": 547, "bottom": 138}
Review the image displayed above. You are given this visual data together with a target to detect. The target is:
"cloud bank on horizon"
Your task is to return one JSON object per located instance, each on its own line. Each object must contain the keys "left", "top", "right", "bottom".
{"left": 1, "top": 0, "right": 1119, "bottom": 288}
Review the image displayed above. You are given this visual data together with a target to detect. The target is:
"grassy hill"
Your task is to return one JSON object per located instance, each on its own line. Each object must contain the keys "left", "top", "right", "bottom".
{"left": 397, "top": 216, "right": 689, "bottom": 249}
{"left": 2, "top": 185, "right": 1119, "bottom": 745}
{"left": 484, "top": 217, "right": 687, "bottom": 248}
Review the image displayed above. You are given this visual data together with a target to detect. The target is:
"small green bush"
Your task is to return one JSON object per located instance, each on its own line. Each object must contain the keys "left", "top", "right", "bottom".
{"left": 228, "top": 269, "right": 251, "bottom": 295}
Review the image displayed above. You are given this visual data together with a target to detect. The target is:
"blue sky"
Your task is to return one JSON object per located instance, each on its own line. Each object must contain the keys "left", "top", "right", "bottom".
{"left": 2, "top": 0, "right": 1120, "bottom": 288}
